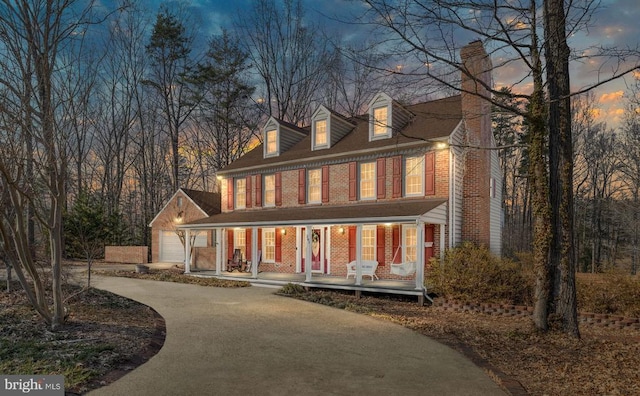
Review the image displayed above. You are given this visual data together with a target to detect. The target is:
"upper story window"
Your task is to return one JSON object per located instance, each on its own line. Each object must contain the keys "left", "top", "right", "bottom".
{"left": 265, "top": 129, "right": 278, "bottom": 156}
{"left": 308, "top": 169, "right": 322, "bottom": 203}
{"left": 405, "top": 156, "right": 424, "bottom": 196}
{"left": 313, "top": 119, "right": 327, "bottom": 148}
{"left": 372, "top": 106, "right": 388, "bottom": 137}
{"left": 235, "top": 178, "right": 246, "bottom": 209}
{"left": 264, "top": 174, "right": 275, "bottom": 207}
{"left": 359, "top": 162, "right": 376, "bottom": 200}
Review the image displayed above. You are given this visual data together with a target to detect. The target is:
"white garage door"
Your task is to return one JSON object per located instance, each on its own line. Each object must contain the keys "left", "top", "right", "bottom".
{"left": 159, "top": 231, "right": 207, "bottom": 263}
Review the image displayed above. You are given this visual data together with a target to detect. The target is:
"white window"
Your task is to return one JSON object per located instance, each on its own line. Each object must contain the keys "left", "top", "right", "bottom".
{"left": 308, "top": 169, "right": 321, "bottom": 203}
{"left": 264, "top": 174, "right": 275, "bottom": 207}
{"left": 402, "top": 225, "right": 417, "bottom": 262}
{"left": 314, "top": 119, "right": 327, "bottom": 148}
{"left": 233, "top": 228, "right": 246, "bottom": 259}
{"left": 359, "top": 162, "right": 376, "bottom": 200}
{"left": 405, "top": 156, "right": 424, "bottom": 196}
{"left": 373, "top": 106, "right": 388, "bottom": 137}
{"left": 265, "top": 129, "right": 277, "bottom": 156}
{"left": 262, "top": 228, "right": 275, "bottom": 262}
{"left": 361, "top": 225, "right": 376, "bottom": 261}
{"left": 235, "top": 178, "right": 246, "bottom": 209}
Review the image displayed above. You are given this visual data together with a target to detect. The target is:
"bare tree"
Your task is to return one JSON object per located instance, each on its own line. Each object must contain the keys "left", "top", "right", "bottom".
{"left": 0, "top": 0, "right": 99, "bottom": 329}
{"left": 239, "top": 0, "right": 331, "bottom": 125}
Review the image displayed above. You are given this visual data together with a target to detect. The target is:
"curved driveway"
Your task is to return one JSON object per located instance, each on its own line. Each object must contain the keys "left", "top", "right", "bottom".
{"left": 89, "top": 277, "right": 505, "bottom": 396}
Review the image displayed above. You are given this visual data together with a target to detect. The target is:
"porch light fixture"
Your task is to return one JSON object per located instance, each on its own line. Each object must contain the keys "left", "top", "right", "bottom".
{"left": 281, "top": 229, "right": 286, "bottom": 235}
{"left": 436, "top": 142, "right": 448, "bottom": 149}
{"left": 338, "top": 227, "right": 345, "bottom": 235}
{"left": 175, "top": 211, "right": 184, "bottom": 224}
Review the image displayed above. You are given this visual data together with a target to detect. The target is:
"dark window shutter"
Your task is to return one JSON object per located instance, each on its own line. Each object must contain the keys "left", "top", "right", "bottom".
{"left": 298, "top": 169, "right": 306, "bottom": 204}
{"left": 275, "top": 228, "right": 282, "bottom": 262}
{"left": 227, "top": 179, "right": 234, "bottom": 210}
{"left": 227, "top": 229, "right": 234, "bottom": 260}
{"left": 245, "top": 229, "right": 252, "bottom": 261}
{"left": 245, "top": 175, "right": 252, "bottom": 208}
{"left": 275, "top": 172, "right": 282, "bottom": 206}
{"left": 348, "top": 162, "right": 357, "bottom": 201}
{"left": 257, "top": 229, "right": 262, "bottom": 260}
{"left": 322, "top": 165, "right": 330, "bottom": 203}
{"left": 376, "top": 226, "right": 385, "bottom": 266}
{"left": 392, "top": 225, "right": 401, "bottom": 263}
{"left": 348, "top": 226, "right": 356, "bottom": 261}
{"left": 376, "top": 158, "right": 386, "bottom": 199}
{"left": 255, "top": 174, "right": 262, "bottom": 207}
{"left": 425, "top": 224, "right": 435, "bottom": 262}
{"left": 392, "top": 156, "right": 402, "bottom": 198}
{"left": 425, "top": 151, "right": 435, "bottom": 195}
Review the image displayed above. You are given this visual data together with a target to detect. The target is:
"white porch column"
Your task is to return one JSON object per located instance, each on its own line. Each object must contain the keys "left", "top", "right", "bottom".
{"left": 305, "top": 226, "right": 313, "bottom": 282}
{"left": 440, "top": 224, "right": 446, "bottom": 260}
{"left": 415, "top": 223, "right": 425, "bottom": 290}
{"left": 355, "top": 224, "right": 363, "bottom": 286}
{"left": 215, "top": 228, "right": 222, "bottom": 275}
{"left": 184, "top": 229, "right": 191, "bottom": 274}
{"left": 251, "top": 227, "right": 259, "bottom": 278}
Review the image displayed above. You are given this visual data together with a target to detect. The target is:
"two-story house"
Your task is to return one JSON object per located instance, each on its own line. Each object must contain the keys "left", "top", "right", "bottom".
{"left": 176, "top": 41, "right": 502, "bottom": 303}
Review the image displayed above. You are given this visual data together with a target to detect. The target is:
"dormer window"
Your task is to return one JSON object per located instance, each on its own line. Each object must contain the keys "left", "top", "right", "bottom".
{"left": 368, "top": 93, "right": 394, "bottom": 141}
{"left": 314, "top": 119, "right": 327, "bottom": 148}
{"left": 372, "top": 106, "right": 389, "bottom": 137}
{"left": 265, "top": 129, "right": 278, "bottom": 157}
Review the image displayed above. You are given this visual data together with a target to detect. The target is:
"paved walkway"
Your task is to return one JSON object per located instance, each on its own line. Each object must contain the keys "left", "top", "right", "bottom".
{"left": 88, "top": 276, "right": 506, "bottom": 396}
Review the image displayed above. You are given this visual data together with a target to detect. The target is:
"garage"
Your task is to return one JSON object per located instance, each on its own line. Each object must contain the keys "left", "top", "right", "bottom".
{"left": 159, "top": 230, "right": 207, "bottom": 263}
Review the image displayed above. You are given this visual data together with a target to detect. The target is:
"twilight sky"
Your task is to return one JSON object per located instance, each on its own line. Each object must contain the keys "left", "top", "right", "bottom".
{"left": 139, "top": 0, "right": 640, "bottom": 128}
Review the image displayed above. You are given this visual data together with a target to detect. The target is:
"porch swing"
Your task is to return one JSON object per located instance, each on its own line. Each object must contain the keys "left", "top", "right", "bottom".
{"left": 389, "top": 244, "right": 417, "bottom": 276}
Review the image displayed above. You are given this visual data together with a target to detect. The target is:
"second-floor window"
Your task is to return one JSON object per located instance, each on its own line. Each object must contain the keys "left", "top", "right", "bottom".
{"left": 265, "top": 129, "right": 277, "bottom": 156}
{"left": 405, "top": 156, "right": 424, "bottom": 196}
{"left": 262, "top": 228, "right": 275, "bottom": 262}
{"left": 235, "top": 178, "right": 246, "bottom": 209}
{"left": 361, "top": 225, "right": 376, "bottom": 261}
{"left": 360, "top": 162, "right": 376, "bottom": 200}
{"left": 314, "top": 119, "right": 327, "bottom": 148}
{"left": 308, "top": 169, "right": 321, "bottom": 203}
{"left": 264, "top": 174, "right": 275, "bottom": 207}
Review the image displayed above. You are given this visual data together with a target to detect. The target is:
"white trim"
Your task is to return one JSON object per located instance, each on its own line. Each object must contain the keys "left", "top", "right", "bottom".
{"left": 148, "top": 189, "right": 209, "bottom": 227}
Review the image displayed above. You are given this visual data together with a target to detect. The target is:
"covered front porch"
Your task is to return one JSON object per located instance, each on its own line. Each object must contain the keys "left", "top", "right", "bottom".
{"left": 180, "top": 200, "right": 448, "bottom": 304}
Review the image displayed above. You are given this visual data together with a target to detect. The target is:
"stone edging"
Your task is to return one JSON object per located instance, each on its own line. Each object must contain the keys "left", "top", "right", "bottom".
{"left": 432, "top": 300, "right": 640, "bottom": 330}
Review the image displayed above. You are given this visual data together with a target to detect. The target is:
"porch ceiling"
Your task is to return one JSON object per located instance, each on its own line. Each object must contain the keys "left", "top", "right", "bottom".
{"left": 180, "top": 199, "right": 447, "bottom": 229}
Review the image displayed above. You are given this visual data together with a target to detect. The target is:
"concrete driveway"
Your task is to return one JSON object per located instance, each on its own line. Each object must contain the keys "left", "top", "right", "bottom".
{"left": 89, "top": 277, "right": 506, "bottom": 396}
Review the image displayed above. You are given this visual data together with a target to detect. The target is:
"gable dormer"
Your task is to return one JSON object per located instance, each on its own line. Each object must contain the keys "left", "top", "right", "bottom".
{"left": 367, "top": 92, "right": 413, "bottom": 141}
{"left": 263, "top": 117, "right": 307, "bottom": 158}
{"left": 311, "top": 105, "right": 355, "bottom": 151}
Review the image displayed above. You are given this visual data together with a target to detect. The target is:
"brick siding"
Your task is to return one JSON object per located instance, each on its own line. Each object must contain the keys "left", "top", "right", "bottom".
{"left": 105, "top": 246, "right": 148, "bottom": 264}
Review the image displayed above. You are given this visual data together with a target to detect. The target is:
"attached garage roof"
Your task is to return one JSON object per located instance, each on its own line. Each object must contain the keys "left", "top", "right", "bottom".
{"left": 180, "top": 199, "right": 447, "bottom": 229}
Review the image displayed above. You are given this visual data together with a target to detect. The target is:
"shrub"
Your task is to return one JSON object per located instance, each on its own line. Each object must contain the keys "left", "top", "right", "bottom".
{"left": 427, "top": 242, "right": 533, "bottom": 304}
{"left": 278, "top": 283, "right": 306, "bottom": 296}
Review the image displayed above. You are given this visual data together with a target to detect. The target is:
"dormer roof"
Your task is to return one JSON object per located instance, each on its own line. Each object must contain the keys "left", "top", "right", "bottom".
{"left": 311, "top": 105, "right": 355, "bottom": 151}
{"left": 263, "top": 117, "right": 307, "bottom": 158}
{"left": 367, "top": 92, "right": 413, "bottom": 141}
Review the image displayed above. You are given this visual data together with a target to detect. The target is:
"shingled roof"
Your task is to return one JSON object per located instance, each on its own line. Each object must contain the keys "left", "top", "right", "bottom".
{"left": 181, "top": 189, "right": 221, "bottom": 216}
{"left": 219, "top": 95, "right": 462, "bottom": 174}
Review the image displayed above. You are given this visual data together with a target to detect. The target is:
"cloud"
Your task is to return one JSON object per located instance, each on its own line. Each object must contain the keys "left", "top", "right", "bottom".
{"left": 599, "top": 90, "right": 624, "bottom": 104}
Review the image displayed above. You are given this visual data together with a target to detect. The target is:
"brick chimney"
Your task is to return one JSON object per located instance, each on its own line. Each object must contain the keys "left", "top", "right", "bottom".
{"left": 460, "top": 40, "right": 493, "bottom": 247}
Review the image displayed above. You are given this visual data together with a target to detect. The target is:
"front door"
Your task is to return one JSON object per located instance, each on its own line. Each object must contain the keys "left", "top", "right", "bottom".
{"left": 302, "top": 228, "right": 326, "bottom": 273}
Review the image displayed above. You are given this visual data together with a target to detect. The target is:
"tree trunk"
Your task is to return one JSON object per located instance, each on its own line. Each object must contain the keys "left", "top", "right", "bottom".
{"left": 545, "top": 0, "right": 580, "bottom": 337}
